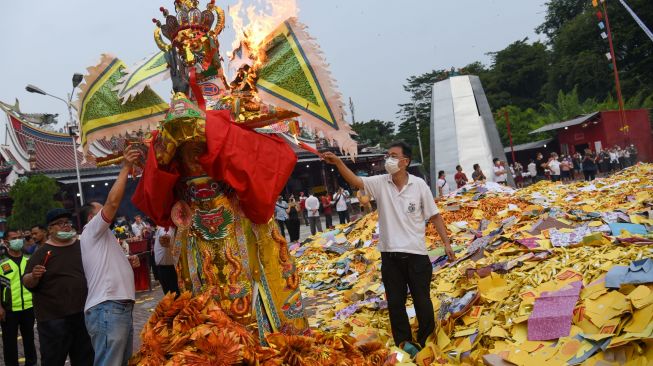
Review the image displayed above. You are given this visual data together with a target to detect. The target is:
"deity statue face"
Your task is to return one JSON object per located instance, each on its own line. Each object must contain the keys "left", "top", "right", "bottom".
{"left": 179, "top": 141, "right": 207, "bottom": 176}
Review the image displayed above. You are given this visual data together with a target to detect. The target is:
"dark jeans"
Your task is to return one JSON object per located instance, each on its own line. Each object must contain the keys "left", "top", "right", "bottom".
{"left": 381, "top": 252, "right": 435, "bottom": 347}
{"left": 551, "top": 175, "right": 560, "bottom": 182}
{"left": 1, "top": 308, "right": 37, "bottom": 366}
{"left": 337, "top": 210, "right": 350, "bottom": 225}
{"left": 157, "top": 265, "right": 180, "bottom": 296}
{"left": 37, "top": 312, "right": 94, "bottom": 366}
{"left": 286, "top": 219, "right": 301, "bottom": 242}
{"left": 324, "top": 213, "right": 333, "bottom": 229}
{"left": 302, "top": 210, "right": 309, "bottom": 226}
{"left": 276, "top": 219, "right": 286, "bottom": 238}
{"left": 583, "top": 170, "right": 597, "bottom": 181}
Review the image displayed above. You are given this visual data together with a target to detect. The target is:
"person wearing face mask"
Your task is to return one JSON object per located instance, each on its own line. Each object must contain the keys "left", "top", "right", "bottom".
{"left": 22, "top": 208, "right": 94, "bottom": 366}
{"left": 323, "top": 141, "right": 454, "bottom": 354}
{"left": 0, "top": 230, "right": 37, "bottom": 366}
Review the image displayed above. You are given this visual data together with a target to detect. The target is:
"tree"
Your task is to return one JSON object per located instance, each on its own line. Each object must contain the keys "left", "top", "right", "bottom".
{"left": 396, "top": 69, "right": 450, "bottom": 173}
{"left": 8, "top": 175, "right": 62, "bottom": 230}
{"left": 483, "top": 39, "right": 550, "bottom": 110}
{"left": 494, "top": 106, "right": 551, "bottom": 147}
{"left": 536, "top": 0, "right": 589, "bottom": 40}
{"left": 350, "top": 119, "right": 396, "bottom": 147}
{"left": 540, "top": 87, "right": 599, "bottom": 122}
{"left": 543, "top": 0, "right": 653, "bottom": 103}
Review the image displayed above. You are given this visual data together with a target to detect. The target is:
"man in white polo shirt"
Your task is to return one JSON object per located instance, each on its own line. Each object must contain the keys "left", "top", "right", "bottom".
{"left": 323, "top": 141, "right": 454, "bottom": 350}
{"left": 79, "top": 147, "right": 140, "bottom": 366}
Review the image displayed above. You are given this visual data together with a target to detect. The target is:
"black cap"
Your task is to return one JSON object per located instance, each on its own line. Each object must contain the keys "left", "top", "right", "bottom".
{"left": 46, "top": 208, "right": 72, "bottom": 225}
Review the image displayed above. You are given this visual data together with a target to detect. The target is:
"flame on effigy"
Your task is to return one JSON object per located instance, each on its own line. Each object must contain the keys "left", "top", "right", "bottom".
{"left": 228, "top": 0, "right": 298, "bottom": 65}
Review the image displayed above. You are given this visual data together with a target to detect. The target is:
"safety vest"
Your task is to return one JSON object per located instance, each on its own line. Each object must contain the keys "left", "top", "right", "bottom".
{"left": 0, "top": 255, "right": 33, "bottom": 312}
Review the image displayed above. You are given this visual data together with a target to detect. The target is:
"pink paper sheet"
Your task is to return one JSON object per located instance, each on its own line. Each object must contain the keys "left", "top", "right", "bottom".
{"left": 527, "top": 281, "right": 582, "bottom": 341}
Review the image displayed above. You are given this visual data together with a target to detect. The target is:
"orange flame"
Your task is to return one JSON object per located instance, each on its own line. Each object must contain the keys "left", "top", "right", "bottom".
{"left": 229, "top": 0, "right": 298, "bottom": 60}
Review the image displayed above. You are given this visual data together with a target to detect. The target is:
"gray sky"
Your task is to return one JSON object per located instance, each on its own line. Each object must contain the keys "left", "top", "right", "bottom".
{"left": 0, "top": 0, "right": 546, "bottom": 132}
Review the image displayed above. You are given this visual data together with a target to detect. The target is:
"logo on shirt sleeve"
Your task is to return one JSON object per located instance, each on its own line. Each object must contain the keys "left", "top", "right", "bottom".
{"left": 1, "top": 262, "right": 12, "bottom": 275}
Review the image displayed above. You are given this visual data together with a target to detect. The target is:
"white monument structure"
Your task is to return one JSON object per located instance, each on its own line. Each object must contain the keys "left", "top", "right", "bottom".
{"left": 430, "top": 75, "right": 511, "bottom": 195}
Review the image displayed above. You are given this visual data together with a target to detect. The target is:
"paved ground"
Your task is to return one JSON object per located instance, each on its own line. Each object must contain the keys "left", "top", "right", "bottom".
{"left": 1, "top": 215, "right": 353, "bottom": 364}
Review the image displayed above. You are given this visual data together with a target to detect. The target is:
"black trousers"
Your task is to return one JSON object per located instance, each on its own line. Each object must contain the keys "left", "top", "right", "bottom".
{"left": 1, "top": 308, "right": 37, "bottom": 366}
{"left": 276, "top": 219, "right": 287, "bottom": 238}
{"left": 286, "top": 219, "right": 301, "bottom": 242}
{"left": 337, "top": 210, "right": 350, "bottom": 225}
{"left": 324, "top": 214, "right": 333, "bottom": 229}
{"left": 157, "top": 265, "right": 180, "bottom": 296}
{"left": 381, "top": 252, "right": 435, "bottom": 347}
{"left": 583, "top": 170, "right": 597, "bottom": 181}
{"left": 37, "top": 312, "right": 94, "bottom": 366}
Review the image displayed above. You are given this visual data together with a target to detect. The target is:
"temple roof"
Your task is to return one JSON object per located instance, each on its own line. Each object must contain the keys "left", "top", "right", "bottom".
{"left": 0, "top": 101, "right": 122, "bottom": 174}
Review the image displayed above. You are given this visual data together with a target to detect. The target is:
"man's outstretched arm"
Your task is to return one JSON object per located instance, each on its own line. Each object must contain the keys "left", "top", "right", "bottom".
{"left": 322, "top": 152, "right": 364, "bottom": 190}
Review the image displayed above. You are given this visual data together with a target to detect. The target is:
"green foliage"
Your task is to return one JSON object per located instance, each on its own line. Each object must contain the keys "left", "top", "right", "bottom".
{"left": 483, "top": 39, "right": 550, "bottom": 110}
{"left": 8, "top": 175, "right": 62, "bottom": 230}
{"left": 350, "top": 119, "right": 396, "bottom": 147}
{"left": 540, "top": 87, "right": 598, "bottom": 122}
{"left": 395, "top": 69, "right": 451, "bottom": 170}
{"left": 536, "top": 0, "right": 589, "bottom": 39}
{"left": 494, "top": 106, "right": 551, "bottom": 147}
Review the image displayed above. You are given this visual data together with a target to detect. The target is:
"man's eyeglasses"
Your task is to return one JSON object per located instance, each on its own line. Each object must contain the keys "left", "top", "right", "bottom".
{"left": 50, "top": 220, "right": 73, "bottom": 228}
{"left": 384, "top": 154, "right": 406, "bottom": 160}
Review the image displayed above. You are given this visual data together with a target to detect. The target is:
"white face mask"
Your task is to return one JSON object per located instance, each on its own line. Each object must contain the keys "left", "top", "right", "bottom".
{"left": 384, "top": 157, "right": 401, "bottom": 175}
{"left": 56, "top": 231, "right": 77, "bottom": 240}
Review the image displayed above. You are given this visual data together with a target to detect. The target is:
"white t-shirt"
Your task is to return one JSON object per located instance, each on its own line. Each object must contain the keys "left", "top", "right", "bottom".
{"left": 493, "top": 165, "right": 507, "bottom": 183}
{"left": 131, "top": 221, "right": 149, "bottom": 237}
{"left": 333, "top": 192, "right": 348, "bottom": 212}
{"left": 305, "top": 195, "right": 320, "bottom": 217}
{"left": 437, "top": 178, "right": 450, "bottom": 196}
{"left": 80, "top": 209, "right": 135, "bottom": 311}
{"left": 548, "top": 160, "right": 561, "bottom": 175}
{"left": 361, "top": 174, "right": 439, "bottom": 255}
{"left": 154, "top": 226, "right": 176, "bottom": 266}
{"left": 528, "top": 162, "right": 537, "bottom": 176}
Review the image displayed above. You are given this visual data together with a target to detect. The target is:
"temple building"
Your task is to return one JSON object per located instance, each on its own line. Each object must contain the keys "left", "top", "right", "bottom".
{"left": 0, "top": 100, "right": 386, "bottom": 225}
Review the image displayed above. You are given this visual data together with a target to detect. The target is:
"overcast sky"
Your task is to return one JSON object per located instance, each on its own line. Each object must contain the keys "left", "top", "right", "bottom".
{"left": 0, "top": 0, "right": 546, "bottom": 132}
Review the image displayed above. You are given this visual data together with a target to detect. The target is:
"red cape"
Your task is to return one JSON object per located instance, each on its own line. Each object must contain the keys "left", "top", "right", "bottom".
{"left": 132, "top": 110, "right": 297, "bottom": 226}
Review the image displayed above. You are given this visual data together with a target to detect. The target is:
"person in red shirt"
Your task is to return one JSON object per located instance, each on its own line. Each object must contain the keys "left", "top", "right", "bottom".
{"left": 454, "top": 165, "right": 469, "bottom": 188}
{"left": 320, "top": 193, "right": 333, "bottom": 229}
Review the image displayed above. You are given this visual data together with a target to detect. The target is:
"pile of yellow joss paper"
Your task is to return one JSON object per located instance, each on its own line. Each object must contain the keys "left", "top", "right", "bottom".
{"left": 295, "top": 164, "right": 653, "bottom": 365}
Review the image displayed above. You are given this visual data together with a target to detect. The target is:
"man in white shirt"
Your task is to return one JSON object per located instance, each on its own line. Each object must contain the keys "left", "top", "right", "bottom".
{"left": 130, "top": 215, "right": 150, "bottom": 239}
{"left": 527, "top": 159, "right": 537, "bottom": 182}
{"left": 492, "top": 158, "right": 507, "bottom": 184}
{"left": 547, "top": 153, "right": 561, "bottom": 182}
{"left": 304, "top": 193, "right": 322, "bottom": 235}
{"left": 323, "top": 141, "right": 454, "bottom": 351}
{"left": 79, "top": 148, "right": 140, "bottom": 366}
{"left": 333, "top": 187, "right": 350, "bottom": 224}
{"left": 153, "top": 226, "right": 179, "bottom": 296}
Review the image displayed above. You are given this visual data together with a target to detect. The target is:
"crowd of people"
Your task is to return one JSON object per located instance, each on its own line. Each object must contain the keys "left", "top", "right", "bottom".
{"left": 0, "top": 149, "right": 179, "bottom": 366}
{"left": 515, "top": 144, "right": 639, "bottom": 184}
{"left": 436, "top": 144, "right": 639, "bottom": 194}
{"left": 274, "top": 186, "right": 373, "bottom": 240}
